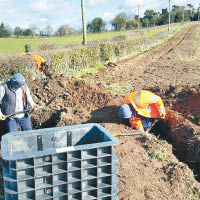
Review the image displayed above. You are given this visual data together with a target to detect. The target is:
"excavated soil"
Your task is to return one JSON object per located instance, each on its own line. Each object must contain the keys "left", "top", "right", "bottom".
{"left": 1, "top": 24, "right": 200, "bottom": 199}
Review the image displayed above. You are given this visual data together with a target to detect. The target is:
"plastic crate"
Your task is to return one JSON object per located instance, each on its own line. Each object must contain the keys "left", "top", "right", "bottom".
{"left": 1, "top": 123, "right": 119, "bottom": 200}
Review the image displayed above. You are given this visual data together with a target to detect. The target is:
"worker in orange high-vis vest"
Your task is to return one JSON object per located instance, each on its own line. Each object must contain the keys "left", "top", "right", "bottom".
{"left": 119, "top": 90, "right": 166, "bottom": 133}
{"left": 20, "top": 52, "right": 48, "bottom": 73}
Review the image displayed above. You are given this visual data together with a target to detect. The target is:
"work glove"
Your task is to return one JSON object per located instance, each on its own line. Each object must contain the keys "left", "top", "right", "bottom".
{"left": 32, "top": 104, "right": 40, "bottom": 111}
{"left": 0, "top": 112, "right": 6, "bottom": 120}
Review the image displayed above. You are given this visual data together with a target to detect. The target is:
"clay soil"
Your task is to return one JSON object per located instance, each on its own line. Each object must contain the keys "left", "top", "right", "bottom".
{"left": 1, "top": 24, "right": 200, "bottom": 199}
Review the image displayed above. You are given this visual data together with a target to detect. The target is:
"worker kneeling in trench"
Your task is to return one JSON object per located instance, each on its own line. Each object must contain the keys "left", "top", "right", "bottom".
{"left": 119, "top": 90, "right": 166, "bottom": 133}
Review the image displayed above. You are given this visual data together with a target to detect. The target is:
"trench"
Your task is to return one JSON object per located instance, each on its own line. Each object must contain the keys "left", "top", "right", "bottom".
{"left": 151, "top": 89, "right": 200, "bottom": 182}
{"left": 153, "top": 121, "right": 200, "bottom": 181}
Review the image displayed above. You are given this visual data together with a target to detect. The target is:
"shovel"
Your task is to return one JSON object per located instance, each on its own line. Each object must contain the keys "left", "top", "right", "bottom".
{"left": 5, "top": 95, "right": 58, "bottom": 118}
{"left": 113, "top": 114, "right": 164, "bottom": 137}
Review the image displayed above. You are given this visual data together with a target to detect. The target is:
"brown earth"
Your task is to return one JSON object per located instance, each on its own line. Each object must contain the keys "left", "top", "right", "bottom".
{"left": 1, "top": 24, "right": 200, "bottom": 199}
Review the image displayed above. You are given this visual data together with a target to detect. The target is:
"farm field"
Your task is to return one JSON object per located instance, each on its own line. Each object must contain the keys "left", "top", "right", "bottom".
{"left": 0, "top": 29, "right": 134, "bottom": 54}
{"left": 1, "top": 23, "right": 200, "bottom": 199}
{"left": 0, "top": 24, "right": 178, "bottom": 55}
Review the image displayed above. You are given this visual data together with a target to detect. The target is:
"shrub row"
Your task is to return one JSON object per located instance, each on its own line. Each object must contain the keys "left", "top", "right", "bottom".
{"left": 45, "top": 26, "right": 182, "bottom": 76}
{"left": 0, "top": 55, "right": 37, "bottom": 83}
{"left": 0, "top": 24, "right": 186, "bottom": 80}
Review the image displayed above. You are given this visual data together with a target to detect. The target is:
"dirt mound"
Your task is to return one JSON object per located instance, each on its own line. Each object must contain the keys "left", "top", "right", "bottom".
{"left": 116, "top": 134, "right": 200, "bottom": 200}
{"left": 28, "top": 75, "right": 115, "bottom": 129}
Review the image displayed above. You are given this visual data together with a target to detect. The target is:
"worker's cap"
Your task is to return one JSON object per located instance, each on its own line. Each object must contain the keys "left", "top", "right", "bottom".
{"left": 119, "top": 104, "right": 134, "bottom": 118}
{"left": 10, "top": 73, "right": 25, "bottom": 86}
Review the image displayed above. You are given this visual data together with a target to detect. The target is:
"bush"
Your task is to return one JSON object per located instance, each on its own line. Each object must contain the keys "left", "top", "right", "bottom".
{"left": 99, "top": 43, "right": 114, "bottom": 63}
{"left": 0, "top": 55, "right": 38, "bottom": 82}
{"left": 49, "top": 47, "right": 101, "bottom": 75}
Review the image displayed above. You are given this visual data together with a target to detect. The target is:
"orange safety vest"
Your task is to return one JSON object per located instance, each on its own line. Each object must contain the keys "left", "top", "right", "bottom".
{"left": 123, "top": 90, "right": 165, "bottom": 131}
{"left": 20, "top": 52, "right": 46, "bottom": 72}
{"left": 31, "top": 54, "right": 46, "bottom": 72}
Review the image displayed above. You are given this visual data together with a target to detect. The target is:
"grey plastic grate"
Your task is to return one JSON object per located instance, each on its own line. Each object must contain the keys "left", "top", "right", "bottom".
{"left": 1, "top": 123, "right": 119, "bottom": 200}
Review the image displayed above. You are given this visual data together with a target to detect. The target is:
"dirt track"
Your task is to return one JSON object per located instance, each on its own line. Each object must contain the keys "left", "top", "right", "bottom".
{"left": 1, "top": 24, "right": 200, "bottom": 199}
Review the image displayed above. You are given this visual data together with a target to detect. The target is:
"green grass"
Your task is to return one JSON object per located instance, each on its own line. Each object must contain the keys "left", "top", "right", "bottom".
{"left": 0, "top": 30, "right": 133, "bottom": 54}
{"left": 104, "top": 81, "right": 132, "bottom": 96}
{"left": 72, "top": 64, "right": 104, "bottom": 78}
{"left": 147, "top": 149, "right": 168, "bottom": 161}
{"left": 142, "top": 27, "right": 166, "bottom": 38}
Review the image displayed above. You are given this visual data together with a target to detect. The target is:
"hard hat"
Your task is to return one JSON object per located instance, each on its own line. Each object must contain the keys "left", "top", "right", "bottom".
{"left": 119, "top": 104, "right": 134, "bottom": 118}
{"left": 10, "top": 73, "right": 25, "bottom": 86}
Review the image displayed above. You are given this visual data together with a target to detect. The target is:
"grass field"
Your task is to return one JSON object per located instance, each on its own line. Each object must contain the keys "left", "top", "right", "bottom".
{"left": 0, "top": 30, "right": 133, "bottom": 54}
{"left": 0, "top": 23, "right": 186, "bottom": 55}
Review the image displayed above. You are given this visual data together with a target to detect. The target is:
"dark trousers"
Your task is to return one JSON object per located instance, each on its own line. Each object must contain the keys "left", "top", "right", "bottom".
{"left": 6, "top": 116, "right": 32, "bottom": 133}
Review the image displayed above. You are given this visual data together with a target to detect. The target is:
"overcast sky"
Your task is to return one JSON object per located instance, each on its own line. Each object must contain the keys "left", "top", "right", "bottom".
{"left": 0, "top": 0, "right": 199, "bottom": 31}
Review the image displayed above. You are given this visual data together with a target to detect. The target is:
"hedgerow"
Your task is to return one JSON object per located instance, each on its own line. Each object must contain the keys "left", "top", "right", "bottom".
{"left": 0, "top": 24, "right": 188, "bottom": 80}
{"left": 0, "top": 55, "right": 36, "bottom": 83}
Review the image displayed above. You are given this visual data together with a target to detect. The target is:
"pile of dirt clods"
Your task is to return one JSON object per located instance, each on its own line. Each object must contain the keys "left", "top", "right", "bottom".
{"left": 28, "top": 75, "right": 116, "bottom": 129}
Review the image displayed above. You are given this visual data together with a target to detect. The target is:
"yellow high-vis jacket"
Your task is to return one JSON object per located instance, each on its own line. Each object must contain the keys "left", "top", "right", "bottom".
{"left": 20, "top": 52, "right": 46, "bottom": 72}
{"left": 123, "top": 90, "right": 166, "bottom": 131}
{"left": 123, "top": 90, "right": 165, "bottom": 118}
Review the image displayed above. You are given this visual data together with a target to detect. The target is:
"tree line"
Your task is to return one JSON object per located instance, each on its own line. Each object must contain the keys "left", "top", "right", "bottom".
{"left": 0, "top": 3, "right": 199, "bottom": 38}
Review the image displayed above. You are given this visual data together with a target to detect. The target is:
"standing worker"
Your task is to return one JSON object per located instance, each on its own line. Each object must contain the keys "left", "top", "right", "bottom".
{"left": 0, "top": 73, "right": 40, "bottom": 133}
{"left": 20, "top": 45, "right": 49, "bottom": 73}
{"left": 119, "top": 90, "right": 166, "bottom": 133}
